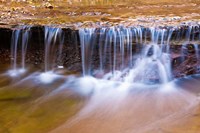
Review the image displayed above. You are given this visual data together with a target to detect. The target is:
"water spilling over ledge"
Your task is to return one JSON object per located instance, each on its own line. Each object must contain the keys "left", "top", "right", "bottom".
{"left": 1, "top": 1, "right": 200, "bottom": 132}
{"left": 0, "top": 24, "right": 199, "bottom": 83}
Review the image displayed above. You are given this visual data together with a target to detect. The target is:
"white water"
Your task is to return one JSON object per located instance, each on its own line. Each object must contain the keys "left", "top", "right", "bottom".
{"left": 9, "top": 26, "right": 31, "bottom": 77}
{"left": 44, "top": 26, "right": 63, "bottom": 72}
{"left": 46, "top": 74, "right": 200, "bottom": 133}
{"left": 3, "top": 27, "right": 200, "bottom": 131}
{"left": 7, "top": 25, "right": 200, "bottom": 81}
{"left": 79, "top": 27, "right": 175, "bottom": 84}
{"left": 2, "top": 24, "right": 200, "bottom": 133}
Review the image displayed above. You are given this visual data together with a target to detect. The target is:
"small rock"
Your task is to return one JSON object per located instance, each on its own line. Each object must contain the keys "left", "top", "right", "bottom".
{"left": 43, "top": 2, "right": 53, "bottom": 9}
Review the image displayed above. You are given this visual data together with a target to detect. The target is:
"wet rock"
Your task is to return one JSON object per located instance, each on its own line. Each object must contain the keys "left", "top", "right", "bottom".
{"left": 172, "top": 56, "right": 185, "bottom": 67}
{"left": 185, "top": 67, "right": 196, "bottom": 75}
{"left": 173, "top": 56, "right": 200, "bottom": 78}
{"left": 185, "top": 44, "right": 196, "bottom": 54}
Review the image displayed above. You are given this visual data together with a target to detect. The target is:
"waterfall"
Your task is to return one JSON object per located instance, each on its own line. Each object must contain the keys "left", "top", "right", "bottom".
{"left": 7, "top": 25, "right": 200, "bottom": 82}
{"left": 79, "top": 26, "right": 200, "bottom": 84}
{"left": 21, "top": 26, "right": 31, "bottom": 69}
{"left": 44, "top": 26, "right": 63, "bottom": 72}
{"left": 9, "top": 26, "right": 31, "bottom": 76}
{"left": 194, "top": 44, "right": 199, "bottom": 59}
{"left": 181, "top": 25, "right": 200, "bottom": 62}
{"left": 79, "top": 28, "right": 95, "bottom": 76}
{"left": 11, "top": 29, "right": 20, "bottom": 71}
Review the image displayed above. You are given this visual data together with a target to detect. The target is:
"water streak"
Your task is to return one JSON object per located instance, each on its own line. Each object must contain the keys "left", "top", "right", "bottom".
{"left": 44, "top": 27, "right": 63, "bottom": 72}
{"left": 9, "top": 26, "right": 31, "bottom": 76}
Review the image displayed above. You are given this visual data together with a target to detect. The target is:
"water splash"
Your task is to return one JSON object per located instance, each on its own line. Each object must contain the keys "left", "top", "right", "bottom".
{"left": 38, "top": 71, "right": 60, "bottom": 84}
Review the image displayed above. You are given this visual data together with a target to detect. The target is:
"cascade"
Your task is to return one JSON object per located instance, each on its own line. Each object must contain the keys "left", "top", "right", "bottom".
{"left": 44, "top": 26, "right": 64, "bottom": 72}
{"left": 79, "top": 26, "right": 200, "bottom": 84}
{"left": 8, "top": 26, "right": 31, "bottom": 77}
{"left": 6, "top": 25, "right": 200, "bottom": 82}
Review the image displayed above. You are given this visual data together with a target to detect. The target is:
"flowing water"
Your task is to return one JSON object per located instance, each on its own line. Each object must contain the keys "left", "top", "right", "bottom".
{"left": 8, "top": 26, "right": 31, "bottom": 77}
{"left": 79, "top": 26, "right": 199, "bottom": 84}
{"left": 1, "top": 25, "right": 200, "bottom": 133}
{"left": 44, "top": 26, "right": 64, "bottom": 72}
